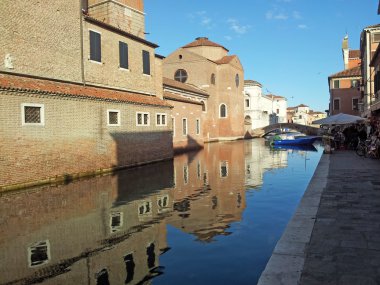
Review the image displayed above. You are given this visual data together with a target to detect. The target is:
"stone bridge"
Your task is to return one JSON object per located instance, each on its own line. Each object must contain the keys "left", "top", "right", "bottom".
{"left": 249, "top": 123, "right": 320, "bottom": 138}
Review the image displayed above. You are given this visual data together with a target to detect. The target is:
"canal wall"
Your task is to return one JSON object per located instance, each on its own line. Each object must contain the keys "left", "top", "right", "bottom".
{"left": 0, "top": 89, "right": 173, "bottom": 192}
{"left": 257, "top": 153, "right": 329, "bottom": 285}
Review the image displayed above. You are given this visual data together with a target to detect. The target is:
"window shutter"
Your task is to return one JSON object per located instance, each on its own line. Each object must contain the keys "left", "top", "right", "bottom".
{"left": 119, "top": 42, "right": 129, "bottom": 69}
{"left": 90, "top": 31, "right": 101, "bottom": 62}
{"left": 142, "top": 50, "right": 150, "bottom": 75}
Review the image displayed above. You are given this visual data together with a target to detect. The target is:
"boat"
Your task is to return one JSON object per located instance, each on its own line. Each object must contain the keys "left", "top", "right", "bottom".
{"left": 270, "top": 135, "right": 319, "bottom": 146}
{"left": 271, "top": 144, "right": 318, "bottom": 152}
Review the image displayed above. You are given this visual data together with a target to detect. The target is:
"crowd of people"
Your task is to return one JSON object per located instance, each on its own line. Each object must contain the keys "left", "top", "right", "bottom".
{"left": 328, "top": 119, "right": 380, "bottom": 154}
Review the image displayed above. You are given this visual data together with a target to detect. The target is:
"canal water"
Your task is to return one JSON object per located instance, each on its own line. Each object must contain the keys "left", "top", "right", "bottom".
{"left": 0, "top": 139, "right": 323, "bottom": 285}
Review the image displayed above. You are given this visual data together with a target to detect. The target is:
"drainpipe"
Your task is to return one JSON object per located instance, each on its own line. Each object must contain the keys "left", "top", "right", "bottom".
{"left": 80, "top": 0, "right": 86, "bottom": 86}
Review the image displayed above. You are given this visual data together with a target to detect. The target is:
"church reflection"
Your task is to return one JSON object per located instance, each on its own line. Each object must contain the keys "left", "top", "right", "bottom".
{"left": 0, "top": 139, "right": 307, "bottom": 284}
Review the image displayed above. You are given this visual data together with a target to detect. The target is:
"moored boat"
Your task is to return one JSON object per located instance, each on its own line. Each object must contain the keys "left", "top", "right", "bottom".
{"left": 270, "top": 136, "right": 319, "bottom": 146}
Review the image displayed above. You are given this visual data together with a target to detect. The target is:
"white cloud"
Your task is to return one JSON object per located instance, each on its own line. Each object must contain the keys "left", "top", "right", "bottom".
{"left": 298, "top": 24, "right": 308, "bottom": 29}
{"left": 188, "top": 11, "right": 214, "bottom": 29}
{"left": 227, "top": 18, "right": 250, "bottom": 35}
{"left": 266, "top": 10, "right": 288, "bottom": 20}
{"left": 292, "top": 11, "right": 302, "bottom": 19}
{"left": 224, "top": 35, "right": 233, "bottom": 41}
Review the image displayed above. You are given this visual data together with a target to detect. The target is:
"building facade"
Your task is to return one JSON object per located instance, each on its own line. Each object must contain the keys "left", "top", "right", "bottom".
{"left": 360, "top": 25, "right": 380, "bottom": 117}
{"left": 328, "top": 35, "right": 361, "bottom": 116}
{"left": 244, "top": 80, "right": 287, "bottom": 131}
{"left": 163, "top": 37, "right": 245, "bottom": 142}
{"left": 0, "top": 0, "right": 173, "bottom": 189}
{"left": 163, "top": 77, "right": 209, "bottom": 153}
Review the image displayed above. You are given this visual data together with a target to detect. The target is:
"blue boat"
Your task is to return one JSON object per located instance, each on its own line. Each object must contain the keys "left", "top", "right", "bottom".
{"left": 270, "top": 135, "right": 319, "bottom": 146}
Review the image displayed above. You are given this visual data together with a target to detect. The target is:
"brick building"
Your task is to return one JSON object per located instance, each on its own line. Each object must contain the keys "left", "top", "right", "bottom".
{"left": 163, "top": 77, "right": 209, "bottom": 153}
{"left": 0, "top": 0, "right": 173, "bottom": 189}
{"left": 163, "top": 37, "right": 245, "bottom": 142}
{"left": 328, "top": 35, "right": 361, "bottom": 116}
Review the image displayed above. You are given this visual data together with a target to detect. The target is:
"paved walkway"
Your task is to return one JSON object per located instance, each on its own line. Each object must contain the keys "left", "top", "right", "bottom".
{"left": 258, "top": 151, "right": 380, "bottom": 285}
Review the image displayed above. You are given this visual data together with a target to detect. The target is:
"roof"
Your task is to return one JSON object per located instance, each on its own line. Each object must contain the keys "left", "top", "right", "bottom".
{"left": 183, "top": 37, "right": 229, "bottom": 52}
{"left": 364, "top": 24, "right": 380, "bottom": 30}
{"left": 0, "top": 72, "right": 171, "bottom": 108}
{"left": 214, "top": 55, "right": 236, "bottom": 65}
{"left": 244, "top": 80, "right": 262, "bottom": 87}
{"left": 349, "top": 50, "right": 360, "bottom": 59}
{"left": 328, "top": 65, "right": 362, "bottom": 78}
{"left": 84, "top": 16, "right": 159, "bottom": 48}
{"left": 296, "top": 104, "right": 309, "bottom": 108}
{"left": 265, "top": 94, "right": 286, "bottom": 100}
{"left": 163, "top": 77, "right": 209, "bottom": 97}
{"left": 163, "top": 91, "right": 204, "bottom": 106}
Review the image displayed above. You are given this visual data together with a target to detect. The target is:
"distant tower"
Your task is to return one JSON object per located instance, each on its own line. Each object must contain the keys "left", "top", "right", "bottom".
{"left": 342, "top": 34, "right": 349, "bottom": 70}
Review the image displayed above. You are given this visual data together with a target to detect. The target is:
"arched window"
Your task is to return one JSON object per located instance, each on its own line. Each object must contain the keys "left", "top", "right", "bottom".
{"left": 174, "top": 69, "right": 188, "bottom": 83}
{"left": 220, "top": 104, "right": 227, "bottom": 118}
{"left": 211, "top": 73, "right": 216, "bottom": 85}
{"left": 235, "top": 74, "right": 240, "bottom": 87}
{"left": 201, "top": 101, "right": 206, "bottom": 112}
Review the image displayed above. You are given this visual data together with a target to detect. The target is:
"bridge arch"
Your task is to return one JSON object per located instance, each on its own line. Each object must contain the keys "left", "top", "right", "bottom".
{"left": 253, "top": 123, "right": 320, "bottom": 137}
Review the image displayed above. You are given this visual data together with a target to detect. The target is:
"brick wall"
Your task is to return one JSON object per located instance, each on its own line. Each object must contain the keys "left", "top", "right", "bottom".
{"left": 0, "top": 0, "right": 82, "bottom": 82}
{"left": 83, "top": 21, "right": 156, "bottom": 94}
{"left": 168, "top": 99, "right": 204, "bottom": 152}
{"left": 163, "top": 48, "right": 245, "bottom": 141}
{"left": 88, "top": 1, "right": 145, "bottom": 38}
{"left": 0, "top": 90, "right": 173, "bottom": 188}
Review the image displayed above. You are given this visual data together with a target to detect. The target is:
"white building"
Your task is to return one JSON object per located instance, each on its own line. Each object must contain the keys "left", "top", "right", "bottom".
{"left": 288, "top": 104, "right": 310, "bottom": 125}
{"left": 244, "top": 80, "right": 287, "bottom": 131}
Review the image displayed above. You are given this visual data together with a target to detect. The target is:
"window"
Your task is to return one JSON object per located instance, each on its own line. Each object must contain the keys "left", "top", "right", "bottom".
{"left": 211, "top": 73, "right": 216, "bottom": 85}
{"left": 196, "top": 119, "right": 200, "bottom": 135}
{"left": 183, "top": 164, "right": 189, "bottom": 184}
{"left": 138, "top": 200, "right": 152, "bottom": 217}
{"left": 142, "top": 50, "right": 150, "bottom": 75}
{"left": 299, "top": 115, "right": 302, "bottom": 119}
{"left": 172, "top": 118, "right": 175, "bottom": 137}
{"left": 353, "top": 98, "right": 359, "bottom": 110}
{"left": 96, "top": 269, "right": 110, "bottom": 285}
{"left": 197, "top": 161, "right": 201, "bottom": 179}
{"left": 89, "top": 30, "right": 101, "bottom": 62}
{"left": 157, "top": 195, "right": 169, "bottom": 213}
{"left": 107, "top": 110, "right": 120, "bottom": 126}
{"left": 235, "top": 74, "right": 240, "bottom": 87}
{"left": 220, "top": 161, "right": 228, "bottom": 178}
{"left": 333, "top": 99, "right": 340, "bottom": 110}
{"left": 146, "top": 243, "right": 155, "bottom": 269}
{"left": 22, "top": 103, "right": 44, "bottom": 126}
{"left": 28, "top": 240, "right": 50, "bottom": 267}
{"left": 276, "top": 109, "right": 279, "bottom": 114}
{"left": 351, "top": 79, "right": 359, "bottom": 88}
{"left": 119, "top": 41, "right": 129, "bottom": 69}
{"left": 245, "top": 99, "right": 250, "bottom": 108}
{"left": 373, "top": 32, "right": 380, "bottom": 43}
{"left": 201, "top": 101, "right": 206, "bottom": 112}
{"left": 156, "top": 113, "right": 167, "bottom": 126}
{"left": 136, "top": 112, "right": 149, "bottom": 126}
{"left": 124, "top": 254, "right": 135, "bottom": 284}
{"left": 220, "top": 104, "right": 227, "bottom": 118}
{"left": 110, "top": 212, "right": 123, "bottom": 233}
{"left": 333, "top": 80, "right": 340, "bottom": 89}
{"left": 174, "top": 69, "right": 188, "bottom": 83}
{"left": 182, "top": 118, "right": 187, "bottom": 135}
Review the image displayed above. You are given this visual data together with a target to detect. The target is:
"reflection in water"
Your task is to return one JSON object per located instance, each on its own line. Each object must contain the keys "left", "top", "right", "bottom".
{"left": 0, "top": 139, "right": 322, "bottom": 285}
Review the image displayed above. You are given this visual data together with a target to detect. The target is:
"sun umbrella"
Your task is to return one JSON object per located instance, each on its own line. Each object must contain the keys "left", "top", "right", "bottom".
{"left": 312, "top": 113, "right": 365, "bottom": 125}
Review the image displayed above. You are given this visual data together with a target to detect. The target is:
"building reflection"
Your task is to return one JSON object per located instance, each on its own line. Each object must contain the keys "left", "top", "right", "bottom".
{"left": 0, "top": 139, "right": 304, "bottom": 284}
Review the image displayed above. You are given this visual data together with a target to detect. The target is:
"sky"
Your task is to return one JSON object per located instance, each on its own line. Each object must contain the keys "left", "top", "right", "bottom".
{"left": 144, "top": 0, "right": 379, "bottom": 112}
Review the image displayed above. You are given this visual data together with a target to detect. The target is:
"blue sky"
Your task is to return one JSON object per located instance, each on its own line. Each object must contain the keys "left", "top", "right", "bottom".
{"left": 145, "top": 0, "right": 379, "bottom": 112}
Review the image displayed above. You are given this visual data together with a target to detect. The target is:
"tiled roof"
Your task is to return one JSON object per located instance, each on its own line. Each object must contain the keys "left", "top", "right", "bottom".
{"left": 183, "top": 37, "right": 229, "bottom": 52}
{"left": 297, "top": 104, "right": 309, "bottom": 107}
{"left": 266, "top": 94, "right": 286, "bottom": 100}
{"left": 364, "top": 24, "right": 380, "bottom": 29}
{"left": 244, "top": 80, "right": 262, "bottom": 87}
{"left": 84, "top": 16, "right": 159, "bottom": 48}
{"left": 349, "top": 50, "right": 360, "bottom": 59}
{"left": 163, "top": 91, "right": 204, "bottom": 106}
{"left": 328, "top": 66, "right": 362, "bottom": 78}
{"left": 0, "top": 73, "right": 171, "bottom": 108}
{"left": 163, "top": 77, "right": 209, "bottom": 97}
{"left": 214, "top": 55, "right": 236, "bottom": 65}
